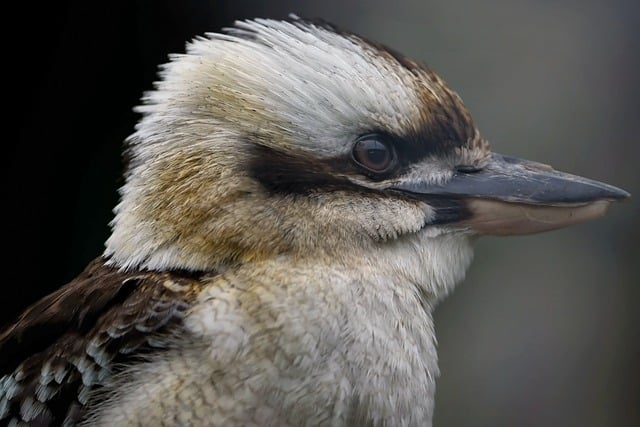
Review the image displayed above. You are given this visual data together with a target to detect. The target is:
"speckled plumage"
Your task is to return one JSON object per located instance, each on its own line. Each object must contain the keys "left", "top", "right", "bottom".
{"left": 0, "top": 258, "right": 202, "bottom": 425}
{"left": 0, "top": 16, "right": 627, "bottom": 427}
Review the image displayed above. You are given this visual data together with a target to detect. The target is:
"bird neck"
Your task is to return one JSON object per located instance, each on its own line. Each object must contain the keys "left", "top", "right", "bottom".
{"left": 186, "top": 251, "right": 446, "bottom": 423}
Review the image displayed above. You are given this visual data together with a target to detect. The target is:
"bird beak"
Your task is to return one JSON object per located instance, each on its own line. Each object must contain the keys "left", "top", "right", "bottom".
{"left": 392, "top": 153, "right": 630, "bottom": 235}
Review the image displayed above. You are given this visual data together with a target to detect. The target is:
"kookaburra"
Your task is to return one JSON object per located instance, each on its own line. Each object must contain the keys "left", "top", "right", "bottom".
{"left": 0, "top": 17, "right": 629, "bottom": 426}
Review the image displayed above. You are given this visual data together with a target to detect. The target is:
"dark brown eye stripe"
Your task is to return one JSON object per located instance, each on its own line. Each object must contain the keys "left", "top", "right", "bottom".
{"left": 249, "top": 143, "right": 363, "bottom": 196}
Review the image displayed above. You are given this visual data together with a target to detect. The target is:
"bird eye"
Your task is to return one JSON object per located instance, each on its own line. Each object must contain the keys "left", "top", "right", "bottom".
{"left": 352, "top": 135, "right": 396, "bottom": 174}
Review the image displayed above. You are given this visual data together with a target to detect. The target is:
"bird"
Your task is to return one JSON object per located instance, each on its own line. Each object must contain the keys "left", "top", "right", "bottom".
{"left": 0, "top": 16, "right": 629, "bottom": 427}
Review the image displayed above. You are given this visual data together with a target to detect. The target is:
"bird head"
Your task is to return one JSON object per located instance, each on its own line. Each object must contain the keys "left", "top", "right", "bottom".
{"left": 105, "top": 17, "right": 628, "bottom": 299}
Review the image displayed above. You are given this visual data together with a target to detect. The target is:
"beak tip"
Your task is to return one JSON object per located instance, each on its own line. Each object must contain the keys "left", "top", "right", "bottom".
{"left": 619, "top": 190, "right": 631, "bottom": 200}
{"left": 602, "top": 185, "right": 630, "bottom": 202}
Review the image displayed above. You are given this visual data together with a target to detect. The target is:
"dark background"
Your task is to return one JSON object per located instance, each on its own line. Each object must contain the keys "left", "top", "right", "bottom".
{"left": 3, "top": 1, "right": 639, "bottom": 426}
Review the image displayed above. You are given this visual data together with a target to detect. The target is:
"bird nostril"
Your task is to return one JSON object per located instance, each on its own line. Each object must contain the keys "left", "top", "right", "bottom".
{"left": 455, "top": 165, "right": 482, "bottom": 174}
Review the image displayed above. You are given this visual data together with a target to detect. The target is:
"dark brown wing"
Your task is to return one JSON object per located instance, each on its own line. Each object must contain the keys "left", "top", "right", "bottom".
{"left": 0, "top": 257, "right": 204, "bottom": 426}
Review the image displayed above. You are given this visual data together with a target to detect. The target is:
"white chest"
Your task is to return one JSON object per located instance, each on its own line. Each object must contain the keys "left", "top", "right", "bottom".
{"left": 88, "top": 234, "right": 472, "bottom": 426}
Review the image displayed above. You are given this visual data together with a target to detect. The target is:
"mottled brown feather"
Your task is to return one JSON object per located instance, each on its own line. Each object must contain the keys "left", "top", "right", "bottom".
{"left": 0, "top": 257, "right": 205, "bottom": 426}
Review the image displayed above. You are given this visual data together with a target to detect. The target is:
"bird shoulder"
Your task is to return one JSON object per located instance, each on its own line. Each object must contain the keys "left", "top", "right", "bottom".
{"left": 0, "top": 257, "right": 205, "bottom": 425}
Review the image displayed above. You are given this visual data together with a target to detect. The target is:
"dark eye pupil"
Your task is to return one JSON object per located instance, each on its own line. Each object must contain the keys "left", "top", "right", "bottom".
{"left": 352, "top": 137, "right": 394, "bottom": 173}
{"left": 366, "top": 144, "right": 387, "bottom": 165}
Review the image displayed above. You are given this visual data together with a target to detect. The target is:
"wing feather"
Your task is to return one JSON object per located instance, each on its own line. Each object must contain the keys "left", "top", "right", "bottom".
{"left": 0, "top": 257, "right": 204, "bottom": 426}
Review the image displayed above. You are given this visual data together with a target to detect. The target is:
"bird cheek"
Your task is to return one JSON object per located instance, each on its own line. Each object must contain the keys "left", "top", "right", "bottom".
{"left": 364, "top": 201, "right": 430, "bottom": 242}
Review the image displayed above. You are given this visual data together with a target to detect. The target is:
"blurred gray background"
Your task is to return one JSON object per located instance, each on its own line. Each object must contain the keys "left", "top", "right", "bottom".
{"left": 5, "top": 0, "right": 638, "bottom": 426}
